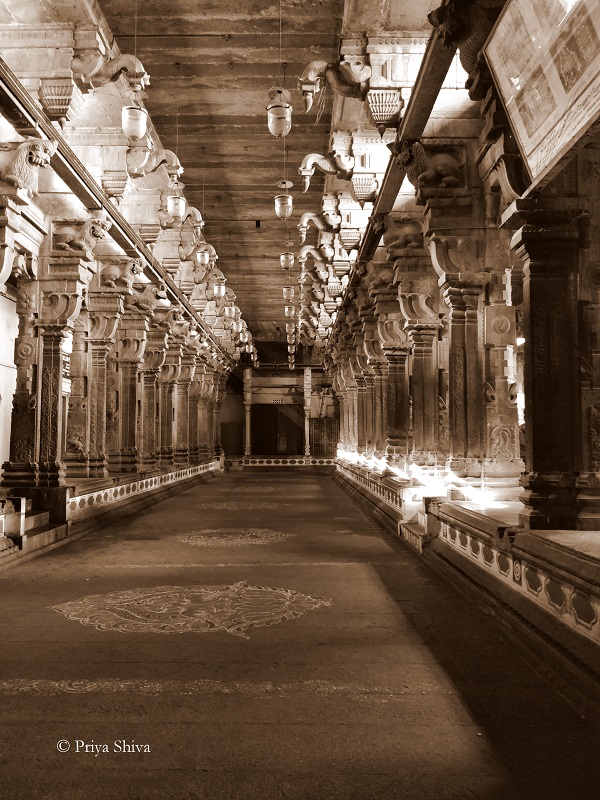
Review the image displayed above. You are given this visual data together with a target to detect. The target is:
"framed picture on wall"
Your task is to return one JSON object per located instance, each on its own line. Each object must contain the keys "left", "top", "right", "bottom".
{"left": 484, "top": 0, "right": 600, "bottom": 189}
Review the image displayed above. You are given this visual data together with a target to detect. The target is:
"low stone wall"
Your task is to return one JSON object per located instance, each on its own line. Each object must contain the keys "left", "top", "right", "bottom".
{"left": 335, "top": 461, "right": 600, "bottom": 706}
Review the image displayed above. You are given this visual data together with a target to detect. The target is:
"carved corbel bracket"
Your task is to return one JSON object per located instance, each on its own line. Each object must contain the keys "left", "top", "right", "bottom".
{"left": 427, "top": 1, "right": 499, "bottom": 78}
{"left": 0, "top": 138, "right": 58, "bottom": 199}
{"left": 124, "top": 281, "right": 169, "bottom": 317}
{"left": 117, "top": 316, "right": 149, "bottom": 363}
{"left": 299, "top": 59, "right": 371, "bottom": 113}
{"left": 393, "top": 139, "right": 464, "bottom": 204}
{"left": 39, "top": 285, "right": 84, "bottom": 327}
{"left": 377, "top": 317, "right": 408, "bottom": 351}
{"left": 72, "top": 50, "right": 149, "bottom": 92}
{"left": 398, "top": 293, "right": 440, "bottom": 329}
{"left": 98, "top": 257, "right": 144, "bottom": 292}
{"left": 141, "top": 328, "right": 169, "bottom": 372}
{"left": 53, "top": 216, "right": 112, "bottom": 262}
{"left": 381, "top": 215, "right": 424, "bottom": 259}
{"left": 298, "top": 152, "right": 354, "bottom": 192}
{"left": 428, "top": 235, "right": 482, "bottom": 284}
{"left": 127, "top": 144, "right": 182, "bottom": 180}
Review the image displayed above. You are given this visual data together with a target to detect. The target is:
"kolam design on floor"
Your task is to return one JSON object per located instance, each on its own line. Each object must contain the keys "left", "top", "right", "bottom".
{"left": 176, "top": 528, "right": 291, "bottom": 547}
{"left": 51, "top": 582, "right": 331, "bottom": 638}
{"left": 193, "top": 501, "right": 285, "bottom": 510}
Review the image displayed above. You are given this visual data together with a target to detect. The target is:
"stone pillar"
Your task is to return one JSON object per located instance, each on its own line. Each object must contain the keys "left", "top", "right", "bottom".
{"left": 243, "top": 367, "right": 252, "bottom": 456}
{"left": 63, "top": 314, "right": 91, "bottom": 478}
{"left": 36, "top": 325, "right": 70, "bottom": 487}
{"left": 508, "top": 205, "right": 582, "bottom": 528}
{"left": 383, "top": 348, "right": 410, "bottom": 465}
{"left": 139, "top": 328, "right": 168, "bottom": 472}
{"left": 372, "top": 363, "right": 386, "bottom": 456}
{"left": 174, "top": 348, "right": 196, "bottom": 465}
{"left": 2, "top": 278, "right": 40, "bottom": 488}
{"left": 87, "top": 293, "right": 122, "bottom": 478}
{"left": 114, "top": 313, "right": 148, "bottom": 473}
{"left": 213, "top": 374, "right": 226, "bottom": 458}
{"left": 158, "top": 344, "right": 182, "bottom": 469}
{"left": 440, "top": 281, "right": 484, "bottom": 476}
{"left": 407, "top": 328, "right": 438, "bottom": 466}
{"left": 303, "top": 367, "right": 312, "bottom": 457}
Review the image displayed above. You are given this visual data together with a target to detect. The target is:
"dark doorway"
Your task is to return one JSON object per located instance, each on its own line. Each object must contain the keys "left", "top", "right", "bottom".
{"left": 251, "top": 404, "right": 304, "bottom": 455}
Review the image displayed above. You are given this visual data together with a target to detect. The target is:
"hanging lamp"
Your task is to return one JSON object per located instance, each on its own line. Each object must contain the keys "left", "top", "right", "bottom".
{"left": 267, "top": 87, "right": 292, "bottom": 138}
{"left": 166, "top": 62, "right": 186, "bottom": 220}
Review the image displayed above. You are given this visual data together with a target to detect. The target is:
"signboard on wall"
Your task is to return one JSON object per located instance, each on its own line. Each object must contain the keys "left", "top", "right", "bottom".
{"left": 484, "top": 0, "right": 600, "bottom": 189}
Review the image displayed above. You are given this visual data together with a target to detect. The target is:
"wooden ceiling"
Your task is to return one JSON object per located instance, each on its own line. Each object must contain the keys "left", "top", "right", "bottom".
{"left": 96, "top": 0, "right": 345, "bottom": 345}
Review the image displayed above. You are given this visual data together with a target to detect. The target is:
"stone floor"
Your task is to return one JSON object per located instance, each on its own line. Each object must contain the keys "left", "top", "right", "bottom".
{"left": 0, "top": 470, "right": 599, "bottom": 800}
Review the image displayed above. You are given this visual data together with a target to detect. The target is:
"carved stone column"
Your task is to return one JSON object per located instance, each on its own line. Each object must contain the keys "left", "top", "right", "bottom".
{"left": 139, "top": 328, "right": 168, "bottom": 472}
{"left": 87, "top": 294, "right": 122, "bottom": 478}
{"left": 508, "top": 203, "right": 583, "bottom": 528}
{"left": 408, "top": 328, "right": 438, "bottom": 465}
{"left": 243, "top": 367, "right": 252, "bottom": 457}
{"left": 372, "top": 362, "right": 386, "bottom": 456}
{"left": 304, "top": 367, "right": 312, "bottom": 456}
{"left": 158, "top": 342, "right": 183, "bottom": 469}
{"left": 175, "top": 347, "right": 197, "bottom": 466}
{"left": 2, "top": 276, "right": 40, "bottom": 488}
{"left": 441, "top": 281, "right": 484, "bottom": 476}
{"left": 113, "top": 312, "right": 148, "bottom": 473}
{"left": 383, "top": 348, "right": 410, "bottom": 465}
{"left": 63, "top": 313, "right": 91, "bottom": 478}
{"left": 377, "top": 317, "right": 410, "bottom": 467}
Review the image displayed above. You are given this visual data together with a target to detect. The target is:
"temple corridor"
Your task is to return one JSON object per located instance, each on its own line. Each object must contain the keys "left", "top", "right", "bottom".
{"left": 1, "top": 471, "right": 599, "bottom": 799}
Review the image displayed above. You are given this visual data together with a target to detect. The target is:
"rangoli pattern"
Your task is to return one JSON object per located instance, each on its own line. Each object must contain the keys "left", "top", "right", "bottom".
{"left": 177, "top": 528, "right": 290, "bottom": 547}
{"left": 51, "top": 581, "right": 331, "bottom": 639}
{"left": 193, "top": 501, "right": 285, "bottom": 510}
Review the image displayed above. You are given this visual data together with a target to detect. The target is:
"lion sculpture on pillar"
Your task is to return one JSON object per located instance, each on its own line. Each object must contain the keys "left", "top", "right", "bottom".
{"left": 0, "top": 138, "right": 58, "bottom": 198}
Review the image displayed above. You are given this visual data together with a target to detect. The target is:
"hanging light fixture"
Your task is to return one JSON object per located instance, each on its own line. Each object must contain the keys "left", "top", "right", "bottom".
{"left": 167, "top": 183, "right": 186, "bottom": 220}
{"left": 213, "top": 280, "right": 226, "bottom": 299}
{"left": 240, "top": 329, "right": 249, "bottom": 344}
{"left": 122, "top": 105, "right": 148, "bottom": 139}
{"left": 288, "top": 344, "right": 295, "bottom": 353}
{"left": 283, "top": 285, "right": 295, "bottom": 301}
{"left": 280, "top": 251, "right": 294, "bottom": 270}
{"left": 286, "top": 333, "right": 295, "bottom": 344}
{"left": 285, "top": 322, "right": 295, "bottom": 333}
{"left": 274, "top": 183, "right": 293, "bottom": 220}
{"left": 267, "top": 87, "right": 292, "bottom": 138}
{"left": 266, "top": 1, "right": 292, "bottom": 138}
{"left": 121, "top": 0, "right": 148, "bottom": 139}
{"left": 166, "top": 62, "right": 186, "bottom": 220}
{"left": 232, "top": 319, "right": 243, "bottom": 334}
{"left": 224, "top": 305, "right": 236, "bottom": 320}
{"left": 195, "top": 247, "right": 210, "bottom": 266}
{"left": 284, "top": 304, "right": 295, "bottom": 318}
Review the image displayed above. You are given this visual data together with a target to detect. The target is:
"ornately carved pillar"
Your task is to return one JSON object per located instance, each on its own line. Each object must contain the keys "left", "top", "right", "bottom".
{"left": 441, "top": 281, "right": 484, "bottom": 476}
{"left": 303, "top": 367, "right": 312, "bottom": 457}
{"left": 383, "top": 348, "right": 410, "bottom": 465}
{"left": 243, "top": 367, "right": 252, "bottom": 456}
{"left": 114, "top": 312, "right": 148, "bottom": 473}
{"left": 63, "top": 313, "right": 91, "bottom": 478}
{"left": 508, "top": 204, "right": 582, "bottom": 528}
{"left": 3, "top": 277, "right": 40, "bottom": 487}
{"left": 408, "top": 328, "right": 438, "bottom": 466}
{"left": 158, "top": 343, "right": 183, "bottom": 468}
{"left": 36, "top": 324, "right": 69, "bottom": 487}
{"left": 139, "top": 328, "right": 168, "bottom": 471}
{"left": 174, "top": 347, "right": 197, "bottom": 465}
{"left": 372, "top": 363, "right": 386, "bottom": 456}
